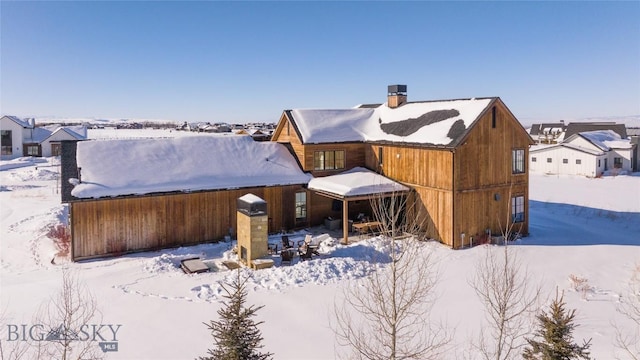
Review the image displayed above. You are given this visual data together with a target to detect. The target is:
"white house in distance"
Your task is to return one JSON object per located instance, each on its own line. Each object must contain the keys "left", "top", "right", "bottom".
{"left": 530, "top": 130, "right": 635, "bottom": 177}
{"left": 1, "top": 115, "right": 87, "bottom": 160}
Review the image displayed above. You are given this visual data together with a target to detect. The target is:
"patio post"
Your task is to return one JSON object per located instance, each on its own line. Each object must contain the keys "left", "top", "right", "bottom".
{"left": 342, "top": 199, "right": 349, "bottom": 245}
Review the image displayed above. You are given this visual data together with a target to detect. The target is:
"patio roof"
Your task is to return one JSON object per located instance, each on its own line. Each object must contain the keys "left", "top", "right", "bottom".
{"left": 307, "top": 167, "right": 410, "bottom": 201}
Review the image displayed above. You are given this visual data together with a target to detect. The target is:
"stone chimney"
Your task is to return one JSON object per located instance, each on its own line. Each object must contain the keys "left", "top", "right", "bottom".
{"left": 387, "top": 85, "right": 407, "bottom": 108}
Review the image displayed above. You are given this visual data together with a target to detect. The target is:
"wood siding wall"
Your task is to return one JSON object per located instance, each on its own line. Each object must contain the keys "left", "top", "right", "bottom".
{"left": 71, "top": 185, "right": 304, "bottom": 260}
{"left": 271, "top": 100, "right": 531, "bottom": 249}
{"left": 301, "top": 143, "right": 366, "bottom": 176}
{"left": 452, "top": 101, "right": 532, "bottom": 248}
{"left": 272, "top": 113, "right": 306, "bottom": 170}
{"left": 364, "top": 144, "right": 455, "bottom": 245}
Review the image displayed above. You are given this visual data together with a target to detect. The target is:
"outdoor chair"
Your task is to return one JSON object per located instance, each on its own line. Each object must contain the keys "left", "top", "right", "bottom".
{"left": 299, "top": 245, "right": 314, "bottom": 261}
{"left": 281, "top": 248, "right": 295, "bottom": 265}
{"left": 281, "top": 235, "right": 293, "bottom": 250}
{"left": 298, "top": 234, "right": 320, "bottom": 260}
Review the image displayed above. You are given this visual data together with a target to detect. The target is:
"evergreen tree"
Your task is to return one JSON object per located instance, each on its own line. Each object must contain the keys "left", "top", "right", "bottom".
{"left": 523, "top": 290, "right": 592, "bottom": 360}
{"left": 199, "top": 269, "right": 273, "bottom": 360}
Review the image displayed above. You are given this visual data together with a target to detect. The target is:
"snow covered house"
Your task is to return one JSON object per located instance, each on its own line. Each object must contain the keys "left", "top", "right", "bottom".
{"left": 529, "top": 130, "right": 635, "bottom": 177}
{"left": 528, "top": 121, "right": 566, "bottom": 144}
{"left": 1, "top": 115, "right": 86, "bottom": 159}
{"left": 59, "top": 85, "right": 533, "bottom": 259}
{"left": 272, "top": 85, "right": 534, "bottom": 249}
{"left": 61, "top": 136, "right": 311, "bottom": 260}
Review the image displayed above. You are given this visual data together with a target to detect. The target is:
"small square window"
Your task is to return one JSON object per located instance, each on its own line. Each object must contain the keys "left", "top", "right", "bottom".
{"left": 547, "top": 158, "right": 552, "bottom": 163}
{"left": 531, "top": 157, "right": 537, "bottom": 162}
{"left": 576, "top": 159, "right": 581, "bottom": 165}
{"left": 562, "top": 159, "right": 568, "bottom": 164}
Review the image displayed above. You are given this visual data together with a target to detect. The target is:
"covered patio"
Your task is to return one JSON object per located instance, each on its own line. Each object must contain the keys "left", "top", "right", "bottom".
{"left": 307, "top": 167, "right": 410, "bottom": 244}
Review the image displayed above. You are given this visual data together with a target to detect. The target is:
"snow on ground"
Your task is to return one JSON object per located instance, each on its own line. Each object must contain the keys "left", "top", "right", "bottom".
{"left": 1, "top": 152, "right": 639, "bottom": 359}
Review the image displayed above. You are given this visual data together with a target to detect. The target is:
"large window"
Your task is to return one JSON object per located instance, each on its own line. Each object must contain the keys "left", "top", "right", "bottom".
{"left": 295, "top": 191, "right": 307, "bottom": 219}
{"left": 314, "top": 150, "right": 345, "bottom": 170}
{"left": 1, "top": 130, "right": 12, "bottom": 155}
{"left": 614, "top": 157, "right": 623, "bottom": 168}
{"left": 26, "top": 145, "right": 39, "bottom": 156}
{"left": 512, "top": 149, "right": 525, "bottom": 174}
{"left": 511, "top": 195, "right": 525, "bottom": 223}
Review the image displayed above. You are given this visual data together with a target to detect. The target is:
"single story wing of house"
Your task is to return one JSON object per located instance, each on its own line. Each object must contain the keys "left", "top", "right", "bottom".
{"left": 61, "top": 135, "right": 313, "bottom": 260}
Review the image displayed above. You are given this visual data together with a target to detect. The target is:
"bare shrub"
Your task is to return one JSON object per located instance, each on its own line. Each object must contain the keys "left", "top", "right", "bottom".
{"left": 35, "top": 269, "right": 104, "bottom": 360}
{"left": 332, "top": 190, "right": 451, "bottom": 360}
{"left": 614, "top": 264, "right": 640, "bottom": 360}
{"left": 47, "top": 224, "right": 70, "bottom": 258}
{"left": 470, "top": 245, "right": 542, "bottom": 360}
{"left": 568, "top": 274, "right": 592, "bottom": 300}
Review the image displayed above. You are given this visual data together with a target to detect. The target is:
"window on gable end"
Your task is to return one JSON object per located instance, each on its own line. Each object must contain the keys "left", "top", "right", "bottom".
{"left": 491, "top": 106, "right": 496, "bottom": 128}
{"left": 512, "top": 149, "right": 525, "bottom": 174}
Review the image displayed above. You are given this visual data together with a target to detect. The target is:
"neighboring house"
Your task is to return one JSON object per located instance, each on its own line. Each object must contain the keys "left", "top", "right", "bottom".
{"left": 1, "top": 115, "right": 86, "bottom": 159}
{"left": 235, "top": 128, "right": 272, "bottom": 141}
{"left": 529, "top": 130, "right": 635, "bottom": 177}
{"left": 563, "top": 122, "right": 627, "bottom": 139}
{"left": 271, "top": 85, "right": 534, "bottom": 249}
{"left": 529, "top": 122, "right": 566, "bottom": 144}
{"left": 61, "top": 136, "right": 311, "bottom": 261}
{"left": 1, "top": 115, "right": 30, "bottom": 160}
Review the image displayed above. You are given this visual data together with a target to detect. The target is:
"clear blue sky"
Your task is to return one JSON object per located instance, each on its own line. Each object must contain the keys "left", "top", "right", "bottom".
{"left": 1, "top": 1, "right": 639, "bottom": 124}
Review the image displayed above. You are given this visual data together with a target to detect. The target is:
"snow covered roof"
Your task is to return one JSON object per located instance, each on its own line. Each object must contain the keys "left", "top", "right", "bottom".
{"left": 71, "top": 135, "right": 312, "bottom": 199}
{"left": 48, "top": 127, "right": 86, "bottom": 141}
{"left": 530, "top": 142, "right": 605, "bottom": 156}
{"left": 307, "top": 167, "right": 410, "bottom": 198}
{"left": 1, "top": 115, "right": 32, "bottom": 128}
{"left": 26, "top": 128, "right": 53, "bottom": 143}
{"left": 287, "top": 98, "right": 495, "bottom": 146}
{"left": 576, "top": 130, "right": 632, "bottom": 151}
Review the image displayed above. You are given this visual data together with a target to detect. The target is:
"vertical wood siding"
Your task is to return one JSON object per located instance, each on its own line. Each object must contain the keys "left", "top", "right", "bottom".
{"left": 71, "top": 185, "right": 304, "bottom": 260}
{"left": 452, "top": 101, "right": 532, "bottom": 247}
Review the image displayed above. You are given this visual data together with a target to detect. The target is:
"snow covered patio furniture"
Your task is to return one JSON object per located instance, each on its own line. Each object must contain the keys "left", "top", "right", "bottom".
{"left": 180, "top": 258, "right": 210, "bottom": 274}
{"left": 280, "top": 248, "right": 295, "bottom": 265}
{"left": 281, "top": 235, "right": 293, "bottom": 251}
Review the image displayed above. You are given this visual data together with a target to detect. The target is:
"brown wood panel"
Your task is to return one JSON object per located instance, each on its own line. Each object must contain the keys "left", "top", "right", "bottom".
{"left": 71, "top": 185, "right": 305, "bottom": 260}
{"left": 452, "top": 99, "right": 532, "bottom": 248}
{"left": 365, "top": 144, "right": 454, "bottom": 191}
{"left": 411, "top": 187, "right": 453, "bottom": 246}
{"left": 271, "top": 113, "right": 306, "bottom": 169}
{"left": 453, "top": 183, "right": 529, "bottom": 248}
{"left": 454, "top": 100, "right": 532, "bottom": 191}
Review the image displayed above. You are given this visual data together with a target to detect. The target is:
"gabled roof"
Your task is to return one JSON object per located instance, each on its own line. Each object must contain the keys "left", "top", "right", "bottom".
{"left": 1, "top": 115, "right": 32, "bottom": 128}
{"left": 529, "top": 123, "right": 566, "bottom": 136}
{"left": 564, "top": 122, "right": 627, "bottom": 139}
{"left": 285, "top": 98, "right": 497, "bottom": 147}
{"left": 47, "top": 127, "right": 86, "bottom": 141}
{"left": 568, "top": 130, "right": 632, "bottom": 151}
{"left": 23, "top": 126, "right": 87, "bottom": 144}
{"left": 530, "top": 142, "right": 605, "bottom": 156}
{"left": 71, "top": 135, "right": 312, "bottom": 199}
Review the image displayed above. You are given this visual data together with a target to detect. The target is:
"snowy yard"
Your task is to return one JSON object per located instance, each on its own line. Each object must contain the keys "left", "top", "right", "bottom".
{"left": 1, "top": 154, "right": 639, "bottom": 359}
